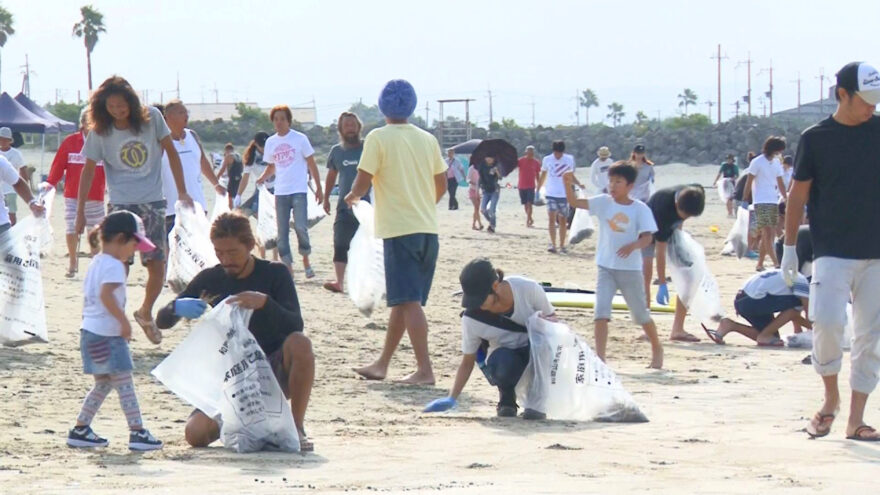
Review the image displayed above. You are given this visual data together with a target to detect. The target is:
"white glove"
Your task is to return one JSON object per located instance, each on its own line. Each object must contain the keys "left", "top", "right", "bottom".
{"left": 232, "top": 195, "right": 242, "bottom": 208}
{"left": 780, "top": 244, "right": 798, "bottom": 287}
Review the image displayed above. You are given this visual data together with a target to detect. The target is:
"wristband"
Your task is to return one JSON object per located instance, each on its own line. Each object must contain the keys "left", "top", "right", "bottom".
{"left": 28, "top": 198, "right": 37, "bottom": 206}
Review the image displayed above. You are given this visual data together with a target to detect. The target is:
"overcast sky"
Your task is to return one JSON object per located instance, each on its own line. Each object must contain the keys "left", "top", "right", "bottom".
{"left": 2, "top": 0, "right": 877, "bottom": 126}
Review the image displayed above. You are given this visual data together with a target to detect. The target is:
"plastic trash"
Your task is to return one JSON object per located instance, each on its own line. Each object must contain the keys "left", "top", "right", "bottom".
{"left": 345, "top": 202, "right": 385, "bottom": 317}
{"left": 151, "top": 301, "right": 300, "bottom": 453}
{"left": 534, "top": 187, "right": 546, "bottom": 206}
{"left": 721, "top": 206, "right": 750, "bottom": 258}
{"left": 256, "top": 186, "right": 277, "bottom": 250}
{"left": 516, "top": 313, "right": 647, "bottom": 422}
{"left": 210, "top": 192, "right": 230, "bottom": 222}
{"left": 166, "top": 203, "right": 220, "bottom": 293}
{"left": 667, "top": 230, "right": 725, "bottom": 324}
{"left": 567, "top": 191, "right": 595, "bottom": 245}
{"left": 306, "top": 191, "right": 325, "bottom": 229}
{"left": 0, "top": 212, "right": 49, "bottom": 346}
{"left": 786, "top": 303, "right": 852, "bottom": 350}
{"left": 717, "top": 178, "right": 735, "bottom": 202}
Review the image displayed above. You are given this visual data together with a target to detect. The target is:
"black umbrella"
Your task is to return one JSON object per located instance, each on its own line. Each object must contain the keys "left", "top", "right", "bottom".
{"left": 469, "top": 139, "right": 518, "bottom": 177}
{"left": 449, "top": 139, "right": 482, "bottom": 154}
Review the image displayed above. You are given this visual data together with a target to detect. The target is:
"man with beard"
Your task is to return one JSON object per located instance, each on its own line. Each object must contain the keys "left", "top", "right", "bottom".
{"left": 322, "top": 112, "right": 371, "bottom": 293}
{"left": 156, "top": 212, "right": 316, "bottom": 451}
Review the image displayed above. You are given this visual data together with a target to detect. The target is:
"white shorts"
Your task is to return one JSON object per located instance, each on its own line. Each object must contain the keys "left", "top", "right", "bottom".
{"left": 65, "top": 197, "right": 106, "bottom": 235}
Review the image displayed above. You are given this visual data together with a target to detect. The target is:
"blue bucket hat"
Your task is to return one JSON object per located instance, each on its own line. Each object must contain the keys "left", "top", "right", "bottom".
{"left": 378, "top": 79, "right": 417, "bottom": 120}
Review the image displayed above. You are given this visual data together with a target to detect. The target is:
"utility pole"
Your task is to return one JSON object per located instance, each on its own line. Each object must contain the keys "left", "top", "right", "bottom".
{"left": 758, "top": 60, "right": 773, "bottom": 116}
{"left": 737, "top": 51, "right": 753, "bottom": 116}
{"left": 487, "top": 87, "right": 493, "bottom": 126}
{"left": 530, "top": 97, "right": 535, "bottom": 128}
{"left": 732, "top": 100, "right": 741, "bottom": 117}
{"left": 705, "top": 100, "right": 715, "bottom": 120}
{"left": 791, "top": 72, "right": 802, "bottom": 114}
{"left": 19, "top": 54, "right": 34, "bottom": 97}
{"left": 816, "top": 68, "right": 831, "bottom": 115}
{"left": 710, "top": 44, "right": 727, "bottom": 123}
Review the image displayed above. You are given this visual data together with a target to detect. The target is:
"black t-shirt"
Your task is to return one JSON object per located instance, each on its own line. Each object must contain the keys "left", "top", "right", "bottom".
{"left": 228, "top": 153, "right": 243, "bottom": 180}
{"left": 156, "top": 258, "right": 304, "bottom": 355}
{"left": 647, "top": 185, "right": 687, "bottom": 242}
{"left": 478, "top": 162, "right": 500, "bottom": 193}
{"left": 793, "top": 115, "right": 880, "bottom": 259}
{"left": 733, "top": 174, "right": 749, "bottom": 203}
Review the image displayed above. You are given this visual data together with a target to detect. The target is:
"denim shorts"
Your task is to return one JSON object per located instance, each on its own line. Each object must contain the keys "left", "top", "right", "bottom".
{"left": 80, "top": 329, "right": 134, "bottom": 375}
{"left": 384, "top": 233, "right": 439, "bottom": 306}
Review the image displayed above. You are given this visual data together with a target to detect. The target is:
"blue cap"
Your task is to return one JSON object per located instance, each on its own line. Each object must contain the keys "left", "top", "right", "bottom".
{"left": 378, "top": 79, "right": 417, "bottom": 120}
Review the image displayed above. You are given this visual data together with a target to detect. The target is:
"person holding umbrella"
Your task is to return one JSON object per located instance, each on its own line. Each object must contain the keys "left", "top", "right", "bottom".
{"left": 469, "top": 139, "right": 518, "bottom": 234}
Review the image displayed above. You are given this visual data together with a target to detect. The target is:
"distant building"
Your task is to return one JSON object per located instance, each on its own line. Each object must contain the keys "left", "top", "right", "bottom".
{"left": 186, "top": 102, "right": 317, "bottom": 128}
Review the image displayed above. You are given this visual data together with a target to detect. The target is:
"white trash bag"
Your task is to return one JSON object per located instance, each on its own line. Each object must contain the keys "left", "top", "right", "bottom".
{"left": 306, "top": 181, "right": 326, "bottom": 228}
{"left": 516, "top": 313, "right": 647, "bottom": 422}
{"left": 152, "top": 302, "right": 300, "bottom": 453}
{"left": 717, "top": 178, "right": 735, "bottom": 202}
{"left": 721, "top": 206, "right": 750, "bottom": 258}
{"left": 166, "top": 203, "right": 220, "bottom": 293}
{"left": 786, "top": 303, "right": 852, "bottom": 350}
{"left": 210, "top": 192, "right": 230, "bottom": 222}
{"left": 346, "top": 201, "right": 385, "bottom": 317}
{"left": 0, "top": 214, "right": 49, "bottom": 346}
{"left": 667, "top": 230, "right": 724, "bottom": 324}
{"left": 567, "top": 191, "right": 594, "bottom": 245}
{"left": 34, "top": 184, "right": 57, "bottom": 256}
{"left": 256, "top": 186, "right": 278, "bottom": 250}
{"left": 534, "top": 186, "right": 546, "bottom": 206}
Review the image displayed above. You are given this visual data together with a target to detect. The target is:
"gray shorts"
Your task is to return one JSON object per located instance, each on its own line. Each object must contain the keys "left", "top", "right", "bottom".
{"left": 594, "top": 266, "right": 652, "bottom": 325}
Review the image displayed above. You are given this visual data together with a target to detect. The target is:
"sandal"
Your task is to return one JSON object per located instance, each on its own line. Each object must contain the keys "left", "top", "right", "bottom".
{"left": 133, "top": 311, "right": 163, "bottom": 345}
{"left": 304, "top": 266, "right": 316, "bottom": 279}
{"left": 806, "top": 410, "right": 837, "bottom": 438}
{"left": 65, "top": 267, "right": 77, "bottom": 279}
{"left": 298, "top": 429, "right": 315, "bottom": 452}
{"left": 322, "top": 281, "right": 342, "bottom": 293}
{"left": 701, "top": 324, "right": 725, "bottom": 345}
{"left": 846, "top": 424, "right": 880, "bottom": 442}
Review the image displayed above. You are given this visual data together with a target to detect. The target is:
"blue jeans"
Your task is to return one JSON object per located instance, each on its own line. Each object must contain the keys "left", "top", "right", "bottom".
{"left": 275, "top": 193, "right": 310, "bottom": 264}
{"left": 480, "top": 189, "right": 499, "bottom": 228}
{"left": 487, "top": 346, "right": 530, "bottom": 407}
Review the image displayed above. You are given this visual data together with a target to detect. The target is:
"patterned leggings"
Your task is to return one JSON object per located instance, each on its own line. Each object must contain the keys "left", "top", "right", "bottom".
{"left": 76, "top": 372, "right": 143, "bottom": 429}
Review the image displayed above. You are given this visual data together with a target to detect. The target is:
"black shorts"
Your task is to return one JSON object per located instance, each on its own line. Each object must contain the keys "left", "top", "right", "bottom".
{"left": 333, "top": 209, "right": 360, "bottom": 263}
{"left": 227, "top": 175, "right": 242, "bottom": 197}
{"left": 733, "top": 291, "right": 801, "bottom": 331}
{"left": 518, "top": 188, "right": 535, "bottom": 205}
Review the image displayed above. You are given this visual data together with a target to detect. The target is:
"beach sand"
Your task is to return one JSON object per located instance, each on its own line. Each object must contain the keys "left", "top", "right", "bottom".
{"left": 0, "top": 163, "right": 874, "bottom": 494}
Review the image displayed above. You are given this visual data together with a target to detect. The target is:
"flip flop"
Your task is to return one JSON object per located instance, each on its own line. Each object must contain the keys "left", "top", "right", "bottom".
{"left": 670, "top": 333, "right": 701, "bottom": 343}
{"left": 757, "top": 338, "right": 785, "bottom": 347}
{"left": 806, "top": 411, "right": 837, "bottom": 438}
{"left": 846, "top": 425, "right": 880, "bottom": 442}
{"left": 322, "top": 282, "right": 342, "bottom": 293}
{"left": 701, "top": 324, "right": 725, "bottom": 345}
{"left": 133, "top": 311, "right": 163, "bottom": 345}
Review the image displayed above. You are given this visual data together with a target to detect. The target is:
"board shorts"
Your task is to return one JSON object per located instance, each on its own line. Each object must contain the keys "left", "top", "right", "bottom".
{"left": 754, "top": 203, "right": 778, "bottom": 229}
{"left": 384, "top": 233, "right": 439, "bottom": 307}
{"left": 518, "top": 188, "right": 535, "bottom": 205}
{"left": 546, "top": 196, "right": 569, "bottom": 217}
{"left": 108, "top": 200, "right": 167, "bottom": 265}
{"left": 80, "top": 329, "right": 134, "bottom": 375}
{"left": 65, "top": 197, "right": 105, "bottom": 235}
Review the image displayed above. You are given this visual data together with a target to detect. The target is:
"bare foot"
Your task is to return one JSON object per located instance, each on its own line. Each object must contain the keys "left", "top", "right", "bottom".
{"left": 716, "top": 318, "right": 734, "bottom": 340}
{"left": 353, "top": 364, "right": 386, "bottom": 381}
{"left": 648, "top": 347, "right": 663, "bottom": 369}
{"left": 394, "top": 370, "right": 436, "bottom": 386}
{"left": 670, "top": 331, "right": 700, "bottom": 342}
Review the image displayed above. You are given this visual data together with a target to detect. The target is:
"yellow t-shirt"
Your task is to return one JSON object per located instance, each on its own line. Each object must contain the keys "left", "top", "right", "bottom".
{"left": 358, "top": 124, "right": 446, "bottom": 239}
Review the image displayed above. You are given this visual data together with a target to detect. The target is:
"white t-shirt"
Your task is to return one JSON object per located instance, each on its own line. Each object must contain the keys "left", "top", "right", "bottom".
{"left": 81, "top": 254, "right": 127, "bottom": 337}
{"left": 747, "top": 154, "right": 784, "bottom": 205}
{"left": 162, "top": 129, "right": 207, "bottom": 216}
{"left": 590, "top": 157, "right": 613, "bottom": 193}
{"left": 263, "top": 130, "right": 315, "bottom": 195}
{"left": 742, "top": 269, "right": 809, "bottom": 300}
{"left": 0, "top": 147, "right": 23, "bottom": 195}
{"left": 461, "top": 276, "right": 555, "bottom": 357}
{"left": 781, "top": 168, "right": 793, "bottom": 197}
{"left": 0, "top": 156, "right": 21, "bottom": 226}
{"left": 541, "top": 153, "right": 575, "bottom": 198}
{"left": 589, "top": 194, "right": 658, "bottom": 271}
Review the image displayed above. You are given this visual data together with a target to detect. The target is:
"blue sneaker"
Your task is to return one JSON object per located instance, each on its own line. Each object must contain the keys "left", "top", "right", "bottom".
{"left": 129, "top": 429, "right": 163, "bottom": 451}
{"left": 745, "top": 250, "right": 759, "bottom": 259}
{"left": 67, "top": 425, "right": 108, "bottom": 448}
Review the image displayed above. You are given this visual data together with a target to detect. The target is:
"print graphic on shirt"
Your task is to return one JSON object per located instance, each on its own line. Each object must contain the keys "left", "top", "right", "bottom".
{"left": 550, "top": 161, "right": 570, "bottom": 176}
{"left": 607, "top": 212, "right": 629, "bottom": 233}
{"left": 119, "top": 140, "right": 149, "bottom": 169}
{"left": 342, "top": 159, "right": 359, "bottom": 167}
{"left": 68, "top": 152, "right": 86, "bottom": 164}
{"left": 272, "top": 143, "right": 296, "bottom": 168}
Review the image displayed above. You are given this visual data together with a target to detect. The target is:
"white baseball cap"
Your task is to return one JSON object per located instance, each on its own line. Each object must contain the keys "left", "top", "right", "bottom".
{"left": 0, "top": 127, "right": 12, "bottom": 140}
{"left": 837, "top": 62, "right": 880, "bottom": 105}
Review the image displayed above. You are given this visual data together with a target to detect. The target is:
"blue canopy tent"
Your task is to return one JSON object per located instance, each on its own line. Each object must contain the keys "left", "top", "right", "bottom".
{"left": 0, "top": 92, "right": 60, "bottom": 176}
{"left": 14, "top": 92, "right": 76, "bottom": 132}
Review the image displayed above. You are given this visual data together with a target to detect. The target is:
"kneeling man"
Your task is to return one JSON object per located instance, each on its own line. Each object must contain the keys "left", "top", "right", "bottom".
{"left": 156, "top": 212, "right": 315, "bottom": 451}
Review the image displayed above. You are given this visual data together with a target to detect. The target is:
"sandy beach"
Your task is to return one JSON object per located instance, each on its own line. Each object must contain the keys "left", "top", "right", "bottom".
{"left": 0, "top": 162, "right": 874, "bottom": 494}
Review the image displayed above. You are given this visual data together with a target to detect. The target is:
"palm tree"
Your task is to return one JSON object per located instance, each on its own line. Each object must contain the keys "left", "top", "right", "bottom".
{"left": 72, "top": 5, "right": 106, "bottom": 91}
{"left": 0, "top": 6, "right": 14, "bottom": 94}
{"left": 635, "top": 111, "right": 649, "bottom": 125}
{"left": 678, "top": 88, "right": 698, "bottom": 116}
{"left": 579, "top": 89, "right": 599, "bottom": 125}
{"left": 606, "top": 102, "right": 625, "bottom": 127}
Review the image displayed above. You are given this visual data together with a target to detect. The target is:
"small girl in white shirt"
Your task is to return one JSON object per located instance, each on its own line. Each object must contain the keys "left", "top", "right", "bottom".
{"left": 66, "top": 210, "right": 163, "bottom": 451}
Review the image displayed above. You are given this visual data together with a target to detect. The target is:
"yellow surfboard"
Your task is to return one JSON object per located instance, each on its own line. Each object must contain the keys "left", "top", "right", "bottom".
{"left": 544, "top": 291, "right": 676, "bottom": 313}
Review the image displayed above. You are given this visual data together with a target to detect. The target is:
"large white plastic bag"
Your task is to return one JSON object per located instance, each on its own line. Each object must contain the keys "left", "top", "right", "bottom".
{"left": 717, "top": 178, "right": 735, "bottom": 202}
{"left": 166, "top": 203, "right": 220, "bottom": 293}
{"left": 35, "top": 185, "right": 56, "bottom": 256}
{"left": 721, "top": 206, "right": 750, "bottom": 258}
{"left": 210, "top": 192, "right": 230, "bottom": 222}
{"left": 151, "top": 302, "right": 300, "bottom": 453}
{"left": 516, "top": 313, "right": 647, "bottom": 422}
{"left": 256, "top": 186, "right": 277, "bottom": 249}
{"left": 0, "top": 214, "right": 49, "bottom": 346}
{"left": 306, "top": 190, "right": 325, "bottom": 229}
{"left": 667, "top": 230, "right": 724, "bottom": 324}
{"left": 567, "top": 191, "right": 594, "bottom": 245}
{"left": 346, "top": 201, "right": 385, "bottom": 317}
